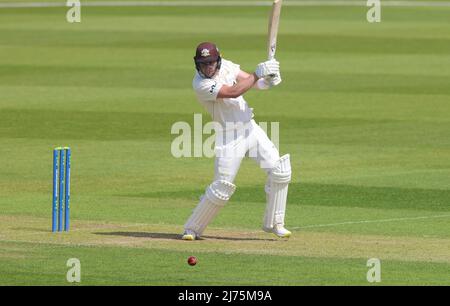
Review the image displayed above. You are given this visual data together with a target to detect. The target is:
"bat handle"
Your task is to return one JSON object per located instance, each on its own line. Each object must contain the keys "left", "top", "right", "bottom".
{"left": 268, "top": 45, "right": 276, "bottom": 60}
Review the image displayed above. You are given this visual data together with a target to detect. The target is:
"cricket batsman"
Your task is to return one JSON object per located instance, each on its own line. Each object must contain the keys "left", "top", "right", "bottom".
{"left": 182, "top": 42, "right": 292, "bottom": 240}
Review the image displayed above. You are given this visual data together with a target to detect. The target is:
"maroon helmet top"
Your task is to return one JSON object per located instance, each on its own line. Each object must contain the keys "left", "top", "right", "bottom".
{"left": 194, "top": 42, "right": 221, "bottom": 63}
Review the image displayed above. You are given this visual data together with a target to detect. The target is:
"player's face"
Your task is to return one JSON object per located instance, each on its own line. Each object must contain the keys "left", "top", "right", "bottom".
{"left": 199, "top": 61, "right": 218, "bottom": 78}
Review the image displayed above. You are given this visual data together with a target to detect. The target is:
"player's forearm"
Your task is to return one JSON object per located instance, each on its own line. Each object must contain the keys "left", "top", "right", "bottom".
{"left": 217, "top": 73, "right": 258, "bottom": 99}
{"left": 233, "top": 73, "right": 258, "bottom": 96}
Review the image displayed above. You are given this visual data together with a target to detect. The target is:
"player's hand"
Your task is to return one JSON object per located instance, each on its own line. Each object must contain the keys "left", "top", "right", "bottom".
{"left": 255, "top": 59, "right": 280, "bottom": 78}
{"left": 263, "top": 71, "right": 282, "bottom": 87}
{"left": 267, "top": 73, "right": 282, "bottom": 87}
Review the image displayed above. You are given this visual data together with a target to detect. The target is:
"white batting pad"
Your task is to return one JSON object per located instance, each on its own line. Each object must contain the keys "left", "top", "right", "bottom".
{"left": 184, "top": 180, "right": 236, "bottom": 236}
{"left": 263, "top": 154, "right": 291, "bottom": 229}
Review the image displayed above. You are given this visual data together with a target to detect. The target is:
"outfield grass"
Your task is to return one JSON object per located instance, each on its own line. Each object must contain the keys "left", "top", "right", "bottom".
{"left": 0, "top": 3, "right": 449, "bottom": 285}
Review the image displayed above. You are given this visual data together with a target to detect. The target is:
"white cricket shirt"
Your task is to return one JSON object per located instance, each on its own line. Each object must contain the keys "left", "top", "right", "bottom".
{"left": 192, "top": 59, "right": 254, "bottom": 129}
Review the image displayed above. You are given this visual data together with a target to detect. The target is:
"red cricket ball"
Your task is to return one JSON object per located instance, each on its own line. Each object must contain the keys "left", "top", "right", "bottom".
{"left": 187, "top": 256, "right": 197, "bottom": 266}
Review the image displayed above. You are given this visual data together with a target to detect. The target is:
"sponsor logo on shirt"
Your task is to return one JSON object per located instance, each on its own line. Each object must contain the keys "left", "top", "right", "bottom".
{"left": 209, "top": 83, "right": 217, "bottom": 94}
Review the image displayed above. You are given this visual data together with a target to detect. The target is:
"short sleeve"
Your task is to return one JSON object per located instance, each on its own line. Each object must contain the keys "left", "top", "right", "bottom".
{"left": 194, "top": 79, "right": 223, "bottom": 102}
{"left": 228, "top": 61, "right": 241, "bottom": 79}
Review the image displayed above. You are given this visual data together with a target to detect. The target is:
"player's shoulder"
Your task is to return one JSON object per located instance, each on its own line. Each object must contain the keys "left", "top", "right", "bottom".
{"left": 221, "top": 58, "right": 239, "bottom": 69}
{"left": 192, "top": 72, "right": 215, "bottom": 91}
{"left": 220, "top": 58, "right": 240, "bottom": 78}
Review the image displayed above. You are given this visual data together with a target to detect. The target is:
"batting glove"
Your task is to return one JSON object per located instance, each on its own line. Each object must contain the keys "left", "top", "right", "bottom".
{"left": 267, "top": 73, "right": 282, "bottom": 87}
{"left": 255, "top": 59, "right": 280, "bottom": 79}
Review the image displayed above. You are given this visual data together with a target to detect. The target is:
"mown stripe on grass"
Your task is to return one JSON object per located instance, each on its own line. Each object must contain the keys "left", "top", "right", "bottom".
{"left": 2, "top": 109, "right": 450, "bottom": 151}
{"left": 1, "top": 29, "right": 450, "bottom": 55}
{"left": 131, "top": 182, "right": 450, "bottom": 211}
{"left": 1, "top": 64, "right": 450, "bottom": 95}
{"left": 2, "top": 1, "right": 450, "bottom": 9}
{"left": 0, "top": 109, "right": 188, "bottom": 141}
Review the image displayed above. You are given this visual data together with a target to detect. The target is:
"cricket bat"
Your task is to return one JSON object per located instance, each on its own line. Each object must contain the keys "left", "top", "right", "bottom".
{"left": 267, "top": 0, "right": 283, "bottom": 60}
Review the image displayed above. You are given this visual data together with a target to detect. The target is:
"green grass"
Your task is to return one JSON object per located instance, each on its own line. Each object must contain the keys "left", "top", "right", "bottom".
{"left": 0, "top": 3, "right": 449, "bottom": 285}
{"left": 1, "top": 240, "right": 449, "bottom": 286}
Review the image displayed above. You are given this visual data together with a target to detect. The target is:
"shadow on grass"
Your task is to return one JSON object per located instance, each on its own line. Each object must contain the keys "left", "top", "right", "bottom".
{"left": 94, "top": 232, "right": 276, "bottom": 241}
{"left": 94, "top": 232, "right": 181, "bottom": 240}
{"left": 201, "top": 235, "right": 277, "bottom": 242}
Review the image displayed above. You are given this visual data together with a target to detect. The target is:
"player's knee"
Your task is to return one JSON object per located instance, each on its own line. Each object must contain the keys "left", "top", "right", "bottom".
{"left": 205, "top": 180, "right": 236, "bottom": 206}
{"left": 268, "top": 154, "right": 291, "bottom": 184}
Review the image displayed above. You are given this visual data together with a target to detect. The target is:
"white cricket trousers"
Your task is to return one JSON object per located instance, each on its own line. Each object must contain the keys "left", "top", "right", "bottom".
{"left": 214, "top": 119, "right": 280, "bottom": 182}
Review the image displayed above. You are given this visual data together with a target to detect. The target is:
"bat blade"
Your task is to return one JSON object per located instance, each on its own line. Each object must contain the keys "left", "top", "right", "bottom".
{"left": 267, "top": 0, "right": 283, "bottom": 60}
